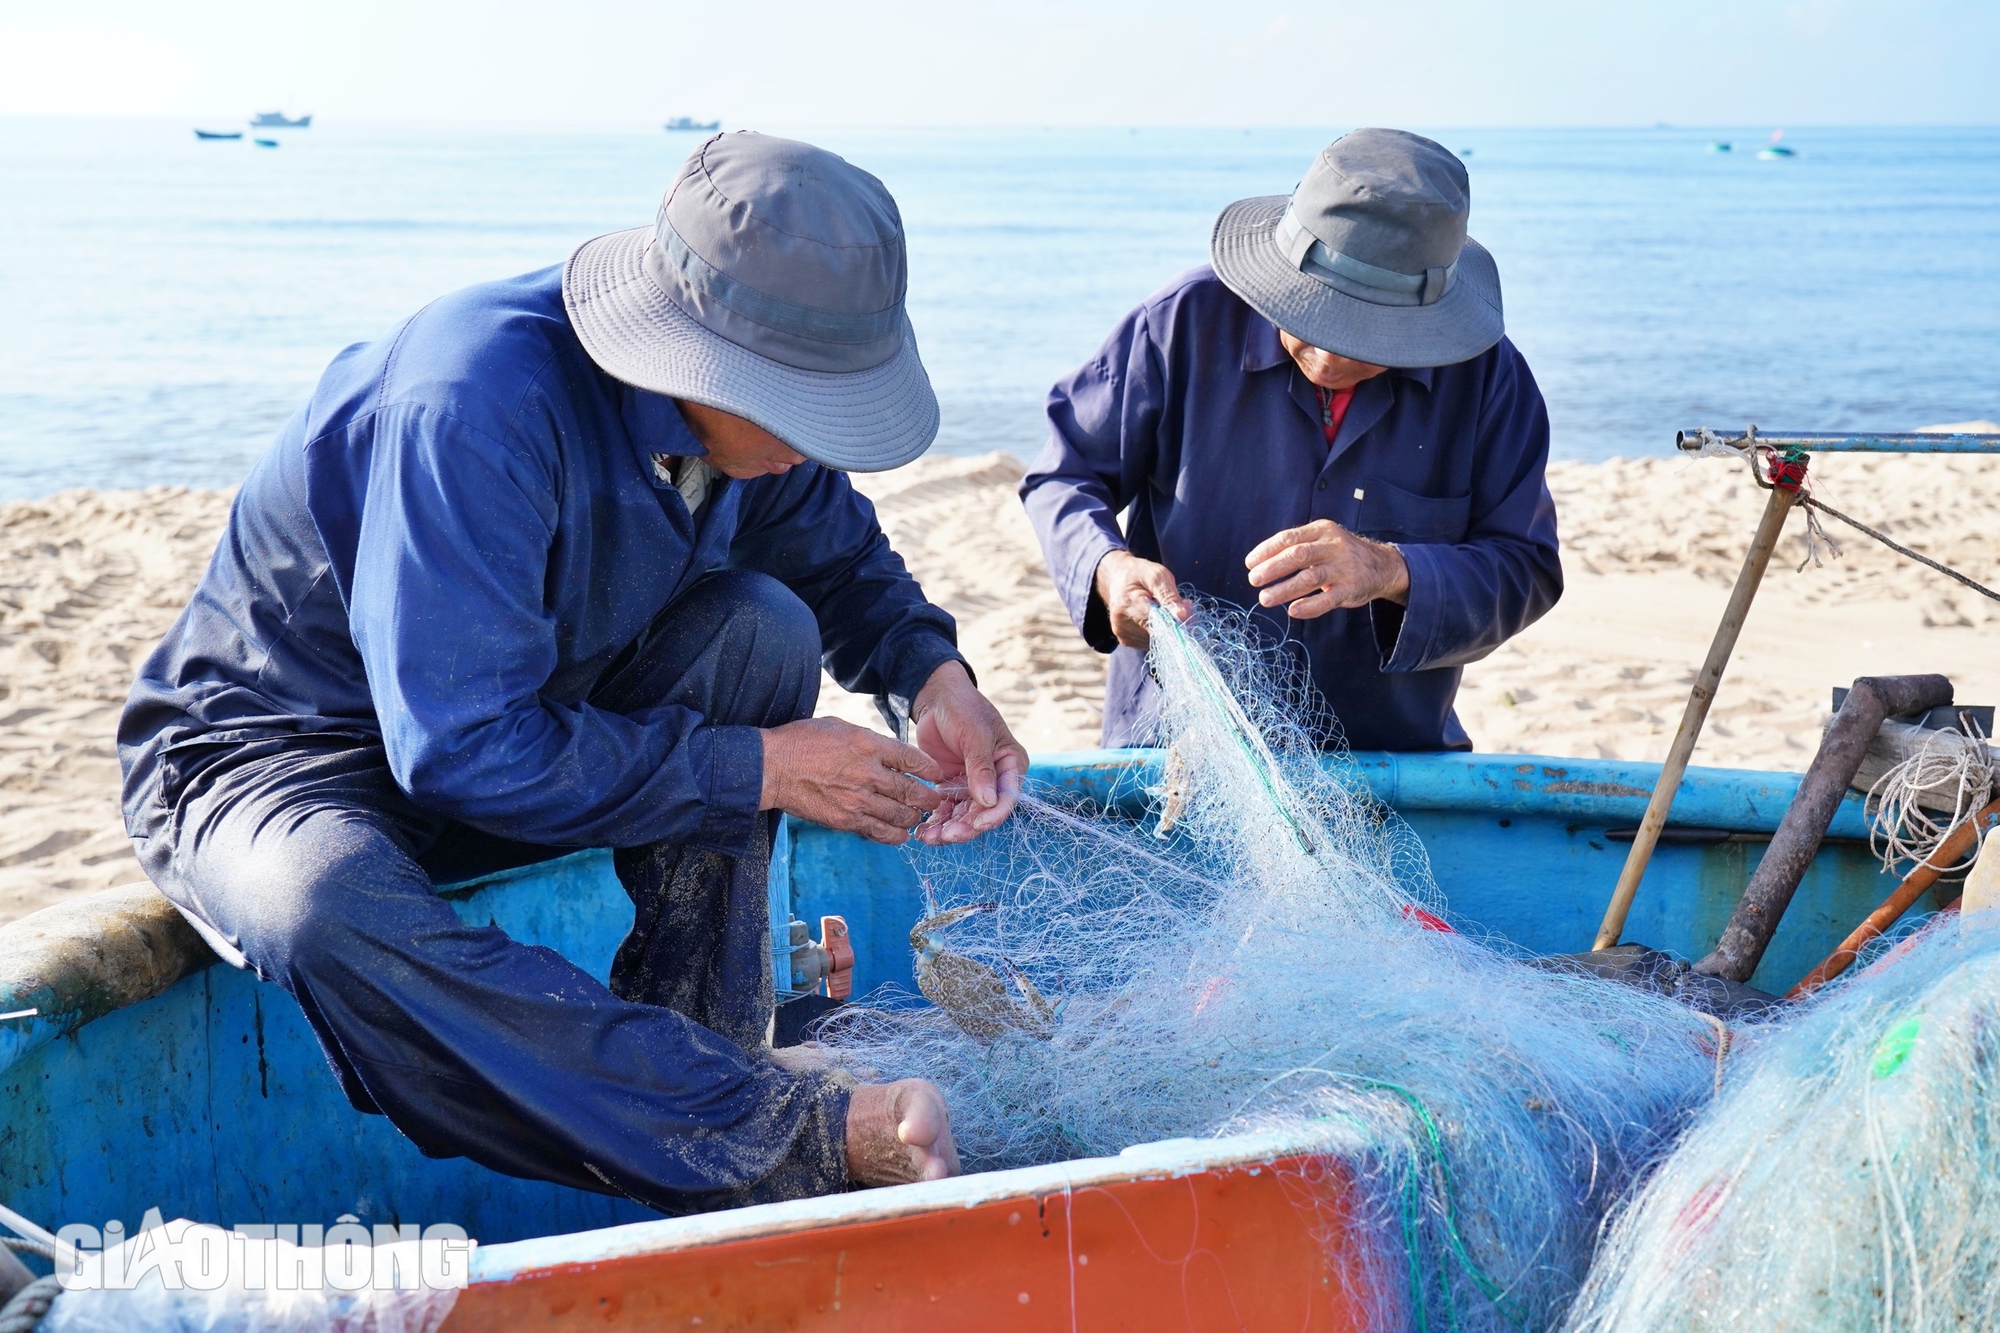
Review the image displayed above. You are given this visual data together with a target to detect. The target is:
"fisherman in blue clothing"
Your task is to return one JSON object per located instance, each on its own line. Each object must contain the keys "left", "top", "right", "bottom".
{"left": 119, "top": 133, "right": 1026, "bottom": 1211}
{"left": 1022, "top": 129, "right": 1562, "bottom": 752}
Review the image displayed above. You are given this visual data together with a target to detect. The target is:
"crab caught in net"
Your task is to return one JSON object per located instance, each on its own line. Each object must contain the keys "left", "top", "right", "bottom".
{"left": 910, "top": 903, "right": 1059, "bottom": 1042}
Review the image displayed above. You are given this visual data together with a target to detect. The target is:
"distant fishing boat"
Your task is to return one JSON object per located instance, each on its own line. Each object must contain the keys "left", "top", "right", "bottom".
{"left": 1710, "top": 141, "right": 1732, "bottom": 152}
{"left": 253, "top": 138, "right": 280, "bottom": 149}
{"left": 250, "top": 111, "right": 312, "bottom": 128}
{"left": 193, "top": 129, "right": 243, "bottom": 141}
{"left": 664, "top": 116, "right": 721, "bottom": 132}
{"left": 1758, "top": 128, "right": 1796, "bottom": 159}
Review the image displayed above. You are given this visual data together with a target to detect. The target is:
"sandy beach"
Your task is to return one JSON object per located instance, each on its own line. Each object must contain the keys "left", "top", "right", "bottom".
{"left": 0, "top": 432, "right": 1992, "bottom": 924}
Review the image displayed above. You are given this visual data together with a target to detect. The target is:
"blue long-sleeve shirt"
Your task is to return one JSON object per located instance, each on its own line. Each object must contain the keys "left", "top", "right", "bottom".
{"left": 1020, "top": 266, "right": 1561, "bottom": 752}
{"left": 120, "top": 265, "right": 963, "bottom": 852}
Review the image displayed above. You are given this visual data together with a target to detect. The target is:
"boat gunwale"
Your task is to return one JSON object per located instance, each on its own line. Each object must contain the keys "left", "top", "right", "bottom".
{"left": 467, "top": 1125, "right": 1353, "bottom": 1284}
{"left": 1035, "top": 748, "right": 1863, "bottom": 837}
{"left": 0, "top": 750, "right": 1856, "bottom": 1082}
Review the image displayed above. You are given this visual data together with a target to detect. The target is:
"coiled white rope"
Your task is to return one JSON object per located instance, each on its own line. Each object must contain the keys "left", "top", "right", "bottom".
{"left": 1865, "top": 723, "right": 1997, "bottom": 875}
{"left": 0, "top": 1237, "right": 58, "bottom": 1333}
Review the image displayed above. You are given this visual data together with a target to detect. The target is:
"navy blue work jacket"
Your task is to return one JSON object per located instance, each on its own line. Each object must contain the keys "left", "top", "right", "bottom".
{"left": 121, "top": 266, "right": 962, "bottom": 852}
{"left": 1020, "top": 267, "right": 1561, "bottom": 751}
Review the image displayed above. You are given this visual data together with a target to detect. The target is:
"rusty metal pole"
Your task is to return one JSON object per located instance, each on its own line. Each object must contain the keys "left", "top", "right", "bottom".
{"left": 1590, "top": 476, "right": 1799, "bottom": 951}
{"left": 1695, "top": 673, "right": 1954, "bottom": 983}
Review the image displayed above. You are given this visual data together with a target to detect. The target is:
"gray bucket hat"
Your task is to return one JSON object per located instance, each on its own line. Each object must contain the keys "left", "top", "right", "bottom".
{"left": 564, "top": 131, "right": 938, "bottom": 472}
{"left": 1211, "top": 128, "right": 1504, "bottom": 369}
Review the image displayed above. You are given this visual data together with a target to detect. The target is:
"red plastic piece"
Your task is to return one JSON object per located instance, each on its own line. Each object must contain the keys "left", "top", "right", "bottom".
{"left": 819, "top": 915, "right": 854, "bottom": 1000}
{"left": 1401, "top": 904, "right": 1455, "bottom": 934}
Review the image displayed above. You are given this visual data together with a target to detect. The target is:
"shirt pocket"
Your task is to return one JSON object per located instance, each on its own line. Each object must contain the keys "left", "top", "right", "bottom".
{"left": 1355, "top": 476, "right": 1472, "bottom": 544}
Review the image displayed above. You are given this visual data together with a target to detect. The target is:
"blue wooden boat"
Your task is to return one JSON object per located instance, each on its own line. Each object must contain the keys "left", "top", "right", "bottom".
{"left": 0, "top": 750, "right": 1923, "bottom": 1328}
{"left": 193, "top": 130, "right": 243, "bottom": 141}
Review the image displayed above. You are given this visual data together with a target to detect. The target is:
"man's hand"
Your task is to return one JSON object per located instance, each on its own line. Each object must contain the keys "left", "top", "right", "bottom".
{"left": 1093, "top": 549, "right": 1191, "bottom": 650}
{"left": 759, "top": 718, "right": 945, "bottom": 845}
{"left": 1245, "top": 519, "right": 1409, "bottom": 619}
{"left": 909, "top": 661, "right": 1027, "bottom": 845}
{"left": 847, "top": 1078, "right": 959, "bottom": 1185}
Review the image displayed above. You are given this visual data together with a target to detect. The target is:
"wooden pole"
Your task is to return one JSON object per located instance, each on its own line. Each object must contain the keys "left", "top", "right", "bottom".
{"left": 1591, "top": 480, "right": 1798, "bottom": 951}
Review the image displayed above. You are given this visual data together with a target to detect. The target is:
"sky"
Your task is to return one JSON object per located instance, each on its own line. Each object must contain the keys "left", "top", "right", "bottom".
{"left": 0, "top": 0, "right": 1994, "bottom": 128}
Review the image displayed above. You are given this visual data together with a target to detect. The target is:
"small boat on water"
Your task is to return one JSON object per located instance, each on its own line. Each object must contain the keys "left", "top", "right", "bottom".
{"left": 1710, "top": 140, "right": 1732, "bottom": 152}
{"left": 193, "top": 129, "right": 242, "bottom": 141}
{"left": 253, "top": 138, "right": 280, "bottom": 149}
{"left": 250, "top": 111, "right": 312, "bottom": 129}
{"left": 664, "top": 116, "right": 722, "bottom": 132}
{"left": 0, "top": 749, "right": 1923, "bottom": 1327}
{"left": 1759, "top": 128, "right": 1796, "bottom": 159}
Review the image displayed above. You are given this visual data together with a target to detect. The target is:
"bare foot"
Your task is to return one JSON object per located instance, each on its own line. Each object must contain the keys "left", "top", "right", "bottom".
{"left": 845, "top": 1079, "right": 960, "bottom": 1185}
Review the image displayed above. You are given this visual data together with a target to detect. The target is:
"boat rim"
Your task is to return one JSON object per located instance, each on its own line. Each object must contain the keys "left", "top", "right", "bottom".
{"left": 469, "top": 1124, "right": 1353, "bottom": 1282}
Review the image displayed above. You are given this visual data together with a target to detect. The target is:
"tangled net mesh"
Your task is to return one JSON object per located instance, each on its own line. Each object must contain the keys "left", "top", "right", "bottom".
{"left": 818, "top": 604, "right": 1720, "bottom": 1330}
{"left": 1566, "top": 913, "right": 2000, "bottom": 1331}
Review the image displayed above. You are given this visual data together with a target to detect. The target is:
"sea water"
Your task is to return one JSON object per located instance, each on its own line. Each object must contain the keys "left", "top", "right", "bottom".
{"left": 0, "top": 119, "right": 1996, "bottom": 498}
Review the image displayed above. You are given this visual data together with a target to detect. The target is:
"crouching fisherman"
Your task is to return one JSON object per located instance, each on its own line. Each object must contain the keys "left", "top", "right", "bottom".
{"left": 118, "top": 133, "right": 1026, "bottom": 1211}
{"left": 1023, "top": 129, "right": 1562, "bottom": 752}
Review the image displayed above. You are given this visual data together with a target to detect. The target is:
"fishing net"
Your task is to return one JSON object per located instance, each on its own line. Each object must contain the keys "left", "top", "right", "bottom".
{"left": 1565, "top": 912, "right": 2000, "bottom": 1332}
{"left": 818, "top": 603, "right": 1720, "bottom": 1330}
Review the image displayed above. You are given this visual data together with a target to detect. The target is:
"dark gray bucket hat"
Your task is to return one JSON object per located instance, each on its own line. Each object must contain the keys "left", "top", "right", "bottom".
{"left": 564, "top": 131, "right": 938, "bottom": 472}
{"left": 1211, "top": 128, "right": 1504, "bottom": 368}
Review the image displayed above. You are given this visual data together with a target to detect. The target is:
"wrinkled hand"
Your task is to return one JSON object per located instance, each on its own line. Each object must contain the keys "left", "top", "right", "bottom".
{"left": 1245, "top": 519, "right": 1409, "bottom": 619}
{"left": 910, "top": 661, "right": 1028, "bottom": 845}
{"left": 846, "top": 1078, "right": 959, "bottom": 1185}
{"left": 1093, "top": 549, "right": 1191, "bottom": 650}
{"left": 759, "top": 717, "right": 945, "bottom": 845}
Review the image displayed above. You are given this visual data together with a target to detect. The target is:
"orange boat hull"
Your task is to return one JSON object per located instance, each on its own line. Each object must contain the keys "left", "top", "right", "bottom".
{"left": 452, "top": 1136, "right": 1371, "bottom": 1330}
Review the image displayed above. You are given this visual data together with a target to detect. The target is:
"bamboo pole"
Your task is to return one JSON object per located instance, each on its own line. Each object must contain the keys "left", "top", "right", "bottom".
{"left": 1591, "top": 480, "right": 1799, "bottom": 951}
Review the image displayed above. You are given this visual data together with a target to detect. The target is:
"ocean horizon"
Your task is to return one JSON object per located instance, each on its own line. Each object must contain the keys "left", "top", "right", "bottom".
{"left": 2, "top": 117, "right": 1996, "bottom": 499}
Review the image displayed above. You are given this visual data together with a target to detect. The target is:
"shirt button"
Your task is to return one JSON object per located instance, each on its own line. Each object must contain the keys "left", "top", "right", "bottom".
{"left": 1316, "top": 479, "right": 1328, "bottom": 491}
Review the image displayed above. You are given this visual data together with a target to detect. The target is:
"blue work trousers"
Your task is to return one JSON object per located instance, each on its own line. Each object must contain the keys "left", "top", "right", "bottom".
{"left": 127, "top": 570, "right": 850, "bottom": 1215}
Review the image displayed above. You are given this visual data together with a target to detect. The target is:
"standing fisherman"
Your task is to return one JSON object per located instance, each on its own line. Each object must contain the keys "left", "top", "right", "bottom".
{"left": 1023, "top": 129, "right": 1562, "bottom": 751}
{"left": 120, "top": 133, "right": 1027, "bottom": 1211}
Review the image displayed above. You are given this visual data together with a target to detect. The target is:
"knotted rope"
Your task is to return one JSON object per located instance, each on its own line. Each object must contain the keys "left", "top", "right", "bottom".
{"left": 1800, "top": 494, "right": 2000, "bottom": 605}
{"left": 0, "top": 1237, "right": 58, "bottom": 1333}
{"left": 0, "top": 1277, "right": 58, "bottom": 1333}
{"left": 1687, "top": 428, "right": 2000, "bottom": 601}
